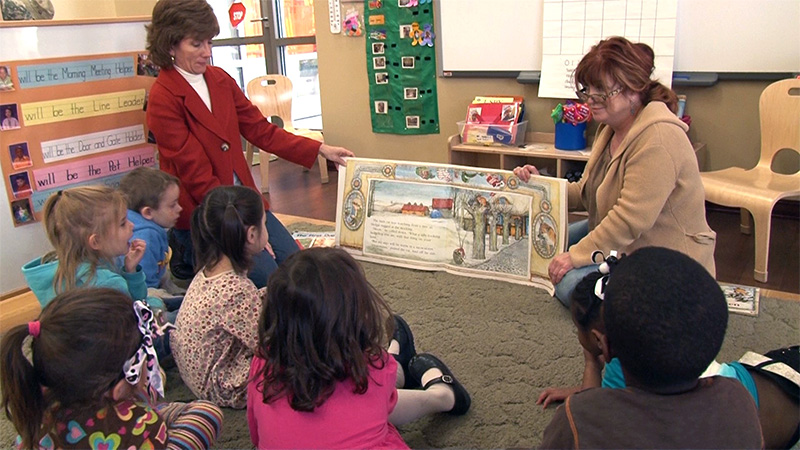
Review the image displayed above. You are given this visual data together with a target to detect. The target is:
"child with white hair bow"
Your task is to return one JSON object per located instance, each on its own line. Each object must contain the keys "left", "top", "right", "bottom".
{"left": 0, "top": 287, "right": 223, "bottom": 450}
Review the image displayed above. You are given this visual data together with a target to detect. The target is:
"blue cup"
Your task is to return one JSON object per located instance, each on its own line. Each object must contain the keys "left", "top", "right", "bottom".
{"left": 554, "top": 121, "right": 588, "bottom": 150}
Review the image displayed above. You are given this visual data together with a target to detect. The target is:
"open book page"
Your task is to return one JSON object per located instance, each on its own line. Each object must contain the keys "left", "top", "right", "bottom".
{"left": 292, "top": 231, "right": 336, "bottom": 249}
{"left": 720, "top": 283, "right": 760, "bottom": 316}
{"left": 335, "top": 158, "right": 568, "bottom": 294}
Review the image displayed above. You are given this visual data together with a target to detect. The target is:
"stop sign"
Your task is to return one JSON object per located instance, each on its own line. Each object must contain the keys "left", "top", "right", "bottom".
{"left": 229, "top": 2, "right": 246, "bottom": 27}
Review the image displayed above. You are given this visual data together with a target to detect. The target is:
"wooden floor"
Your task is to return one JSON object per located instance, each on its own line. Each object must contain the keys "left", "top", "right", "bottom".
{"left": 255, "top": 157, "right": 799, "bottom": 296}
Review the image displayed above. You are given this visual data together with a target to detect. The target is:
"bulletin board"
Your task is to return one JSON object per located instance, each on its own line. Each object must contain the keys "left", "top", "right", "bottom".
{"left": 0, "top": 51, "right": 157, "bottom": 228}
{"left": 364, "top": 0, "right": 439, "bottom": 135}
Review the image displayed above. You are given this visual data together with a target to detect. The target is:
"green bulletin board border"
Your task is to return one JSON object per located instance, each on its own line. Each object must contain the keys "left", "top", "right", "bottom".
{"left": 364, "top": 0, "right": 439, "bottom": 135}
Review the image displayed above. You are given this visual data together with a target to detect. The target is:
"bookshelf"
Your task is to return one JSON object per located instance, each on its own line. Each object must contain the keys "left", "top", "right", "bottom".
{"left": 448, "top": 132, "right": 704, "bottom": 178}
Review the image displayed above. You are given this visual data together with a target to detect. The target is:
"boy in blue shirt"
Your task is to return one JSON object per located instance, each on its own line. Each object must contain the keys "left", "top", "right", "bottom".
{"left": 119, "top": 167, "right": 184, "bottom": 309}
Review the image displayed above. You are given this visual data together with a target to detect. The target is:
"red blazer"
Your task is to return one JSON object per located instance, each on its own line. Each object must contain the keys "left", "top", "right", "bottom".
{"left": 146, "top": 66, "right": 321, "bottom": 230}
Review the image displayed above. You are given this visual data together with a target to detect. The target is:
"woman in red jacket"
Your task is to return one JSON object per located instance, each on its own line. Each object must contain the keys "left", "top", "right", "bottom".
{"left": 145, "top": 0, "right": 353, "bottom": 287}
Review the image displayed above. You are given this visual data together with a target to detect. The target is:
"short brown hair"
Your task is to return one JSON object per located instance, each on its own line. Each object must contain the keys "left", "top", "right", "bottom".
{"left": 119, "top": 167, "right": 179, "bottom": 212}
{"left": 574, "top": 36, "right": 678, "bottom": 112}
{"left": 145, "top": 0, "right": 220, "bottom": 69}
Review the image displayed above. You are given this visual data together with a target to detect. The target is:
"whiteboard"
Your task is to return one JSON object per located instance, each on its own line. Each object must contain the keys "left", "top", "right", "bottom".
{"left": 436, "top": 0, "right": 800, "bottom": 75}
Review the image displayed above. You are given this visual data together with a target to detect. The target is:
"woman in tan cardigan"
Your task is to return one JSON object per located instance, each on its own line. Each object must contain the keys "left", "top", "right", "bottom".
{"left": 514, "top": 37, "right": 716, "bottom": 307}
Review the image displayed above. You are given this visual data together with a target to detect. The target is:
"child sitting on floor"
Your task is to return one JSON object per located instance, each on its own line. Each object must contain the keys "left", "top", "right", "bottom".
{"left": 119, "top": 167, "right": 185, "bottom": 321}
{"left": 539, "top": 246, "right": 763, "bottom": 449}
{"left": 119, "top": 167, "right": 184, "bottom": 293}
{"left": 0, "top": 288, "right": 222, "bottom": 449}
{"left": 538, "top": 267, "right": 800, "bottom": 448}
{"left": 171, "top": 185, "right": 269, "bottom": 408}
{"left": 21, "top": 186, "right": 164, "bottom": 312}
{"left": 248, "top": 247, "right": 470, "bottom": 449}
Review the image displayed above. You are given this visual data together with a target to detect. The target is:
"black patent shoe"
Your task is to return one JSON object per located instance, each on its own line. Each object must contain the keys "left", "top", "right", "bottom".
{"left": 408, "top": 353, "right": 471, "bottom": 415}
{"left": 391, "top": 314, "right": 419, "bottom": 388}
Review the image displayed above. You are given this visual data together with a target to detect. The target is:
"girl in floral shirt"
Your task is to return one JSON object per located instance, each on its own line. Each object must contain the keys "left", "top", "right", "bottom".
{"left": 172, "top": 185, "right": 269, "bottom": 408}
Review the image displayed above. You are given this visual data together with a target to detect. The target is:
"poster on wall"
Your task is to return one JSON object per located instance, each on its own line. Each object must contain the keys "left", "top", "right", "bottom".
{"left": 0, "top": 53, "right": 156, "bottom": 227}
{"left": 335, "top": 157, "right": 568, "bottom": 294}
{"left": 364, "top": 0, "right": 439, "bottom": 135}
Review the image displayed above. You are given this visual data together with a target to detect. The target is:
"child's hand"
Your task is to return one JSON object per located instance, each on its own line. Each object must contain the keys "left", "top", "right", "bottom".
{"left": 125, "top": 239, "right": 147, "bottom": 273}
{"left": 536, "top": 385, "right": 581, "bottom": 408}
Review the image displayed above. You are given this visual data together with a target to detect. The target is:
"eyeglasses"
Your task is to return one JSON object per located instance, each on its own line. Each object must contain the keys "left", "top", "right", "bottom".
{"left": 575, "top": 87, "right": 622, "bottom": 104}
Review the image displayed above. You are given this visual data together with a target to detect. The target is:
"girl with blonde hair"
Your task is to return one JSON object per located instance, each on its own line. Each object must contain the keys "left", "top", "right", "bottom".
{"left": 22, "top": 185, "right": 162, "bottom": 311}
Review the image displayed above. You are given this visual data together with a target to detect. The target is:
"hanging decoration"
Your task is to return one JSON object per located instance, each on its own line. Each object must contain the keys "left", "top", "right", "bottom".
{"left": 344, "top": 8, "right": 363, "bottom": 37}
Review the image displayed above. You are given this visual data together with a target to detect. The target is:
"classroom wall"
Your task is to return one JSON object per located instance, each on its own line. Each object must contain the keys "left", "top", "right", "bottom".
{"left": 314, "top": 6, "right": 786, "bottom": 174}
{"left": 0, "top": 21, "right": 150, "bottom": 295}
{"left": 48, "top": 0, "right": 155, "bottom": 20}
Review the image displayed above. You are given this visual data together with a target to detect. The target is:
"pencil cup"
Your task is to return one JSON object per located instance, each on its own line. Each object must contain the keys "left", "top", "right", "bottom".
{"left": 554, "top": 121, "right": 587, "bottom": 150}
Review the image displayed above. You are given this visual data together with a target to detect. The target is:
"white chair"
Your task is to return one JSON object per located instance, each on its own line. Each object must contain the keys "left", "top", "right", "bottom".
{"left": 700, "top": 78, "right": 800, "bottom": 283}
{"left": 244, "top": 74, "right": 328, "bottom": 193}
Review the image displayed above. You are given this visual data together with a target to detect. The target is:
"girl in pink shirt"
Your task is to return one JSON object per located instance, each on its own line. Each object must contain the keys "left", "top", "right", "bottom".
{"left": 247, "top": 247, "right": 471, "bottom": 449}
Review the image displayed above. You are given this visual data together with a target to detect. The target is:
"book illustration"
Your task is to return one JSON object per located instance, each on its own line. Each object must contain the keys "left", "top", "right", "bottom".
{"left": 501, "top": 104, "right": 517, "bottom": 122}
{"left": 464, "top": 96, "right": 523, "bottom": 124}
{"left": 336, "top": 158, "right": 567, "bottom": 293}
{"left": 363, "top": 179, "right": 532, "bottom": 277}
{"left": 462, "top": 95, "right": 525, "bottom": 145}
{"left": 292, "top": 231, "right": 336, "bottom": 249}
{"left": 720, "top": 283, "right": 760, "bottom": 316}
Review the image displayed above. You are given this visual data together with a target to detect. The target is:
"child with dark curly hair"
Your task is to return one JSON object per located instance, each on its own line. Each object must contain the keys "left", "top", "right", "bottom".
{"left": 248, "top": 247, "right": 471, "bottom": 449}
{"left": 540, "top": 247, "right": 763, "bottom": 449}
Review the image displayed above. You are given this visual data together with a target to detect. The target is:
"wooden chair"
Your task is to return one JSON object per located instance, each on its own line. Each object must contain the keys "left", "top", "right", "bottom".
{"left": 700, "top": 78, "right": 800, "bottom": 283}
{"left": 244, "top": 74, "right": 328, "bottom": 193}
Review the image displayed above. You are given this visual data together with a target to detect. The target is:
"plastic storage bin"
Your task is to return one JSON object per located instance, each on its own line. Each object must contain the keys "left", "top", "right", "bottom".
{"left": 554, "top": 121, "right": 588, "bottom": 150}
{"left": 458, "top": 120, "right": 528, "bottom": 146}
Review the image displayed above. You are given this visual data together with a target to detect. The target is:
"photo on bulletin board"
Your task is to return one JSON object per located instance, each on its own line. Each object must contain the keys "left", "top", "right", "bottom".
{"left": 405, "top": 115, "right": 419, "bottom": 128}
{"left": 10, "top": 198, "right": 34, "bottom": 226}
{"left": 136, "top": 53, "right": 160, "bottom": 78}
{"left": 1, "top": 104, "right": 21, "bottom": 131}
{"left": 373, "top": 56, "right": 386, "bottom": 70}
{"left": 0, "top": 66, "right": 15, "bottom": 92}
{"left": 372, "top": 42, "right": 385, "bottom": 54}
{"left": 399, "top": 24, "right": 411, "bottom": 39}
{"left": 9, "top": 172, "right": 32, "bottom": 197}
{"left": 375, "top": 101, "right": 388, "bottom": 114}
{"left": 9, "top": 142, "right": 32, "bottom": 170}
{"left": 401, "top": 56, "right": 415, "bottom": 69}
{"left": 375, "top": 72, "right": 389, "bottom": 84}
{"left": 404, "top": 87, "right": 418, "bottom": 100}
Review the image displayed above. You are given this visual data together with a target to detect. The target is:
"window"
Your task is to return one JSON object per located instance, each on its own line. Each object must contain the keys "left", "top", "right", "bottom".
{"left": 208, "top": 0, "right": 321, "bottom": 129}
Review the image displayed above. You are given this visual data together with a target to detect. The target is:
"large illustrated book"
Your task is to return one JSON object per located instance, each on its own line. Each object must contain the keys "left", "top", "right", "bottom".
{"left": 335, "top": 158, "right": 568, "bottom": 294}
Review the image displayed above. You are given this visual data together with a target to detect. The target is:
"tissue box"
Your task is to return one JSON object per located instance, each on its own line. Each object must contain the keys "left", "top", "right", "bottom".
{"left": 458, "top": 121, "right": 528, "bottom": 146}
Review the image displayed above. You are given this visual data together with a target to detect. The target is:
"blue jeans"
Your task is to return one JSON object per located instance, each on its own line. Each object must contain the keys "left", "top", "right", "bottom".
{"left": 169, "top": 210, "right": 298, "bottom": 289}
{"left": 553, "top": 219, "right": 599, "bottom": 307}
